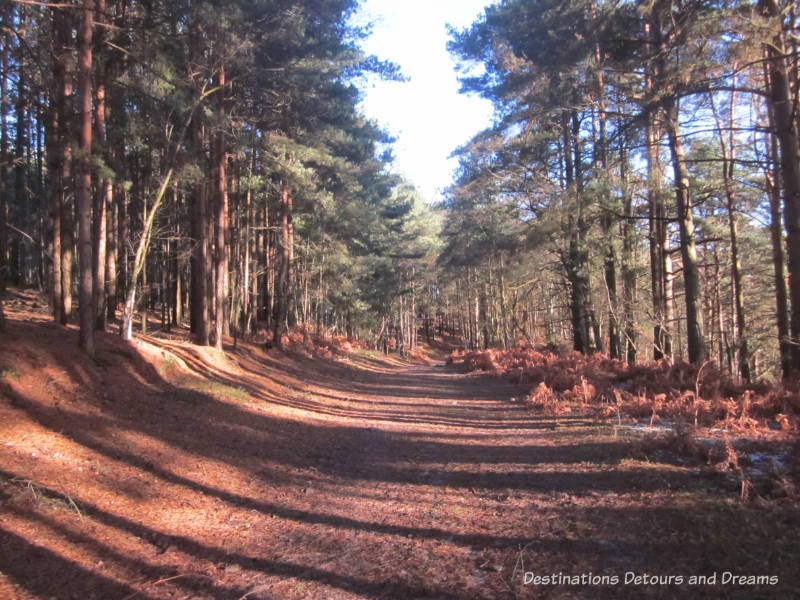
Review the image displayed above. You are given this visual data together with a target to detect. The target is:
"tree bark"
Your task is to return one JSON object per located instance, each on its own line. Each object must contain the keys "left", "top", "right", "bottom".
{"left": 620, "top": 138, "right": 637, "bottom": 364}
{"left": 645, "top": 16, "right": 672, "bottom": 361}
{"left": 272, "top": 184, "right": 293, "bottom": 349}
{"left": 767, "top": 132, "right": 792, "bottom": 378}
{"left": 242, "top": 146, "right": 254, "bottom": 333}
{"left": 188, "top": 19, "right": 209, "bottom": 345}
{"left": 647, "top": 128, "right": 671, "bottom": 359}
{"left": 77, "top": 0, "right": 95, "bottom": 356}
{"left": 0, "top": 10, "right": 9, "bottom": 296}
{"left": 12, "top": 6, "right": 28, "bottom": 286}
{"left": 60, "top": 132, "right": 74, "bottom": 324}
{"left": 760, "top": 0, "right": 800, "bottom": 375}
{"left": 92, "top": 0, "right": 109, "bottom": 331}
{"left": 106, "top": 176, "right": 118, "bottom": 322}
{"left": 594, "top": 50, "right": 620, "bottom": 360}
{"left": 561, "top": 111, "right": 593, "bottom": 354}
{"left": 213, "top": 64, "right": 228, "bottom": 350}
{"left": 663, "top": 97, "right": 705, "bottom": 363}
{"left": 189, "top": 127, "right": 209, "bottom": 345}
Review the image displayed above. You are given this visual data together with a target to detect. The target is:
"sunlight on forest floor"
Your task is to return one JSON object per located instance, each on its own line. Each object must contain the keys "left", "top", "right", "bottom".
{"left": 0, "top": 290, "right": 798, "bottom": 600}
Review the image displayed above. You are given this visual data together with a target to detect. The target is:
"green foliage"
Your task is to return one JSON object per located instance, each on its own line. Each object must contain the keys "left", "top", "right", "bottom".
{"left": 0, "top": 366, "right": 21, "bottom": 379}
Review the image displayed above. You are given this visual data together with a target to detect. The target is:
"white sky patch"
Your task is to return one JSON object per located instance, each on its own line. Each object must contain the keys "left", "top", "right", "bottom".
{"left": 354, "top": 0, "right": 494, "bottom": 203}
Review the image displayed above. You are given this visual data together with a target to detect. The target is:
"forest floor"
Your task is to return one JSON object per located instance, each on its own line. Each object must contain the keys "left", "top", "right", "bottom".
{"left": 0, "top": 289, "right": 799, "bottom": 600}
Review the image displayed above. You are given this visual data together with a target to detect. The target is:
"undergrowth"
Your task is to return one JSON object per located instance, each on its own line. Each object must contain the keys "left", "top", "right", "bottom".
{"left": 450, "top": 346, "right": 800, "bottom": 433}
{"left": 260, "top": 326, "right": 367, "bottom": 360}
{"left": 628, "top": 426, "right": 800, "bottom": 504}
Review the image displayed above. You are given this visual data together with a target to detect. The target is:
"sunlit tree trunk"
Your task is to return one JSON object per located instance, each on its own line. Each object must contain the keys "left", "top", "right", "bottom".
{"left": 760, "top": 0, "right": 800, "bottom": 376}
{"left": 766, "top": 132, "right": 791, "bottom": 377}
{"left": 93, "top": 0, "right": 109, "bottom": 331}
{"left": 48, "top": 8, "right": 74, "bottom": 324}
{"left": 663, "top": 97, "right": 705, "bottom": 364}
{"left": 214, "top": 65, "right": 228, "bottom": 350}
{"left": 619, "top": 136, "right": 637, "bottom": 364}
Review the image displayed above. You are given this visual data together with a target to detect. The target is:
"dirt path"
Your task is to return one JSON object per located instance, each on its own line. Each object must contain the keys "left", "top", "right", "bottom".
{"left": 263, "top": 360, "right": 798, "bottom": 600}
{"left": 0, "top": 315, "right": 798, "bottom": 600}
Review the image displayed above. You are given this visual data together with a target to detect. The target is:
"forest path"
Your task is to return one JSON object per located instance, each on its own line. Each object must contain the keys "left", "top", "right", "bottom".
{"left": 220, "top": 355, "right": 795, "bottom": 600}
{"left": 0, "top": 310, "right": 797, "bottom": 600}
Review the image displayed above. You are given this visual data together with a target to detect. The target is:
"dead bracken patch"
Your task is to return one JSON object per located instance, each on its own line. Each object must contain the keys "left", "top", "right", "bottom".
{"left": 451, "top": 346, "right": 800, "bottom": 433}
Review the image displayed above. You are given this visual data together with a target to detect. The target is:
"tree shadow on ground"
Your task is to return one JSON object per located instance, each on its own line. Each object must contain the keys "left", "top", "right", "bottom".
{"left": 1, "top": 322, "right": 797, "bottom": 600}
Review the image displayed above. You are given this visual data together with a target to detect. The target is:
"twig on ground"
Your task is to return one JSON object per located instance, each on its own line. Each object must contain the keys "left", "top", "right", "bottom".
{"left": 65, "top": 494, "right": 84, "bottom": 521}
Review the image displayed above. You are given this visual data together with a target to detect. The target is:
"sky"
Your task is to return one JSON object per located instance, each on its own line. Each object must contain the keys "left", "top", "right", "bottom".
{"left": 353, "top": 0, "right": 494, "bottom": 203}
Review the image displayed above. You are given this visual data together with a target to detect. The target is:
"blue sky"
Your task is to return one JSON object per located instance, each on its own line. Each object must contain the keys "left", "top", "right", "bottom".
{"left": 353, "top": 0, "right": 494, "bottom": 203}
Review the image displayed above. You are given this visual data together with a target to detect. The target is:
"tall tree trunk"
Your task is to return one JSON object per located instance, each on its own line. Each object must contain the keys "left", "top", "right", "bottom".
{"left": 46, "top": 22, "right": 61, "bottom": 319}
{"left": 647, "top": 124, "right": 671, "bottom": 359}
{"left": 479, "top": 279, "right": 489, "bottom": 350}
{"left": 272, "top": 184, "right": 292, "bottom": 349}
{"left": 663, "top": 97, "right": 705, "bottom": 363}
{"left": 106, "top": 176, "right": 118, "bottom": 321}
{"left": 12, "top": 6, "right": 27, "bottom": 286}
{"left": 709, "top": 87, "right": 750, "bottom": 380}
{"left": 93, "top": 1, "right": 109, "bottom": 330}
{"left": 620, "top": 138, "right": 637, "bottom": 364}
{"left": 60, "top": 130, "right": 74, "bottom": 323}
{"left": 255, "top": 199, "right": 266, "bottom": 326}
{"left": 0, "top": 10, "right": 9, "bottom": 296}
{"left": 594, "top": 48, "right": 620, "bottom": 359}
{"left": 115, "top": 172, "right": 128, "bottom": 317}
{"left": 601, "top": 215, "right": 619, "bottom": 357}
{"left": 287, "top": 183, "right": 295, "bottom": 329}
{"left": 242, "top": 147, "right": 254, "bottom": 332}
{"left": 766, "top": 125, "right": 792, "bottom": 377}
{"left": 498, "top": 254, "right": 510, "bottom": 350}
{"left": 77, "top": 0, "right": 95, "bottom": 356}
{"left": 111, "top": 104, "right": 127, "bottom": 321}
{"left": 35, "top": 98, "right": 46, "bottom": 291}
{"left": 760, "top": 0, "right": 800, "bottom": 375}
{"left": 105, "top": 0, "right": 124, "bottom": 323}
{"left": 727, "top": 175, "right": 749, "bottom": 379}
{"left": 264, "top": 198, "right": 273, "bottom": 325}
{"left": 190, "top": 132, "right": 209, "bottom": 345}
{"left": 561, "top": 111, "right": 592, "bottom": 353}
{"left": 187, "top": 19, "right": 209, "bottom": 345}
{"left": 645, "top": 16, "right": 672, "bottom": 361}
{"left": 214, "top": 65, "right": 228, "bottom": 350}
